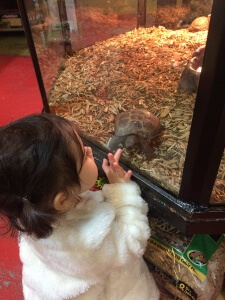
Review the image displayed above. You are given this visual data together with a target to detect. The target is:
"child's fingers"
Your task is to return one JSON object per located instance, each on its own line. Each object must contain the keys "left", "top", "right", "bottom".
{"left": 107, "top": 149, "right": 122, "bottom": 164}
{"left": 102, "top": 158, "right": 109, "bottom": 171}
{"left": 113, "top": 148, "right": 123, "bottom": 162}
{"left": 107, "top": 153, "right": 117, "bottom": 171}
{"left": 103, "top": 155, "right": 117, "bottom": 173}
{"left": 112, "top": 162, "right": 123, "bottom": 175}
{"left": 124, "top": 170, "right": 132, "bottom": 180}
{"left": 113, "top": 162, "right": 132, "bottom": 178}
{"left": 103, "top": 150, "right": 132, "bottom": 183}
{"left": 107, "top": 152, "right": 115, "bottom": 163}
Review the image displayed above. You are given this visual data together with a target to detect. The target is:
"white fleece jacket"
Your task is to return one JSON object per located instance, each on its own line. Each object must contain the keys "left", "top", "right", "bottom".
{"left": 19, "top": 181, "right": 160, "bottom": 300}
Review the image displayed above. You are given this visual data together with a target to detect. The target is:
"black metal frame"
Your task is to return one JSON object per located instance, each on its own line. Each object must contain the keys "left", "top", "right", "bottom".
{"left": 85, "top": 138, "right": 225, "bottom": 235}
{"left": 179, "top": 0, "right": 225, "bottom": 206}
{"left": 18, "top": 0, "right": 225, "bottom": 234}
{"left": 17, "top": 0, "right": 50, "bottom": 112}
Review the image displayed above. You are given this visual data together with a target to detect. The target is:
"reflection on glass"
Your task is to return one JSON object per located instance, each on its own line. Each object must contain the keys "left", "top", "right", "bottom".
{"left": 69, "top": 0, "right": 137, "bottom": 50}
{"left": 24, "top": 0, "right": 214, "bottom": 197}
{"left": 24, "top": 0, "right": 66, "bottom": 94}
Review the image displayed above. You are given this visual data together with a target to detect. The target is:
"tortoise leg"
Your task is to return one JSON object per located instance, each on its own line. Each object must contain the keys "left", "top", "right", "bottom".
{"left": 139, "top": 138, "right": 155, "bottom": 159}
{"left": 107, "top": 136, "right": 126, "bottom": 152}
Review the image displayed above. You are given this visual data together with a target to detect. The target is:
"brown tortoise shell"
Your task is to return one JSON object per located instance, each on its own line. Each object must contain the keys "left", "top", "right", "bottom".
{"left": 114, "top": 109, "right": 161, "bottom": 139}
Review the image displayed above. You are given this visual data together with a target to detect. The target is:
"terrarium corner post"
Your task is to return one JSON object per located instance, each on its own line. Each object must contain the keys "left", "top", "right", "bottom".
{"left": 57, "top": 0, "right": 73, "bottom": 56}
{"left": 179, "top": 0, "right": 225, "bottom": 206}
{"left": 137, "top": 0, "right": 147, "bottom": 28}
{"left": 17, "top": 0, "right": 50, "bottom": 113}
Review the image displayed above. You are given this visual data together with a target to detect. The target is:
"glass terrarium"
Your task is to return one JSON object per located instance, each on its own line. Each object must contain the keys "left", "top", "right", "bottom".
{"left": 18, "top": 0, "right": 225, "bottom": 234}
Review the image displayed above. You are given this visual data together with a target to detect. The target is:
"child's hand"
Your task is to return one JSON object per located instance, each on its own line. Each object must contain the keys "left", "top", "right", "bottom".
{"left": 102, "top": 149, "right": 132, "bottom": 184}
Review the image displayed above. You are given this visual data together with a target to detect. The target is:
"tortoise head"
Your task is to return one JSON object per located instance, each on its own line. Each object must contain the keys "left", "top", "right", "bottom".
{"left": 124, "top": 134, "right": 140, "bottom": 151}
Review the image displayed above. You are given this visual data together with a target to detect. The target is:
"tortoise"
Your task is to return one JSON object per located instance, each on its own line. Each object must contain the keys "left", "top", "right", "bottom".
{"left": 107, "top": 109, "right": 161, "bottom": 158}
{"left": 188, "top": 16, "right": 209, "bottom": 32}
{"left": 178, "top": 45, "right": 205, "bottom": 93}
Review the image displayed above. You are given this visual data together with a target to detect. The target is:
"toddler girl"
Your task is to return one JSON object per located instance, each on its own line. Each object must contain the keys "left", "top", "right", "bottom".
{"left": 0, "top": 113, "right": 159, "bottom": 300}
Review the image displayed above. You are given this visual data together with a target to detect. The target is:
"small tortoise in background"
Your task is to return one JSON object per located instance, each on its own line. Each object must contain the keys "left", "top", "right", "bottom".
{"left": 108, "top": 109, "right": 161, "bottom": 158}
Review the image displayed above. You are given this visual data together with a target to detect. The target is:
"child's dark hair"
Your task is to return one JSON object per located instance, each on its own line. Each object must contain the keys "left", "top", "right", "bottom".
{"left": 0, "top": 113, "right": 84, "bottom": 239}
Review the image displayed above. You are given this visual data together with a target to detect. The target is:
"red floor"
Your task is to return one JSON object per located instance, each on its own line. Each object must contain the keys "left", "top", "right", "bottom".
{"left": 0, "top": 231, "right": 23, "bottom": 299}
{"left": 0, "top": 55, "right": 43, "bottom": 299}
{"left": 0, "top": 56, "right": 43, "bottom": 126}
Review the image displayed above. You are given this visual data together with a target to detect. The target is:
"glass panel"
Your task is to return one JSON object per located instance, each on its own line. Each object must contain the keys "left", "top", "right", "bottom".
{"left": 24, "top": 0, "right": 66, "bottom": 94}
{"left": 69, "top": 0, "right": 137, "bottom": 50}
{"left": 23, "top": 0, "right": 213, "bottom": 197}
{"left": 210, "top": 150, "right": 225, "bottom": 204}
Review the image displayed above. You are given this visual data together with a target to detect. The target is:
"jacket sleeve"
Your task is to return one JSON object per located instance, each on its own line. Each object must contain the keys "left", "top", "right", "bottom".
{"left": 101, "top": 181, "right": 150, "bottom": 265}
{"left": 28, "top": 181, "right": 151, "bottom": 280}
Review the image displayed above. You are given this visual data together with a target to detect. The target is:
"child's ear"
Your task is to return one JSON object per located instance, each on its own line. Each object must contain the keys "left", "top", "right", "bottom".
{"left": 53, "top": 192, "right": 71, "bottom": 211}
